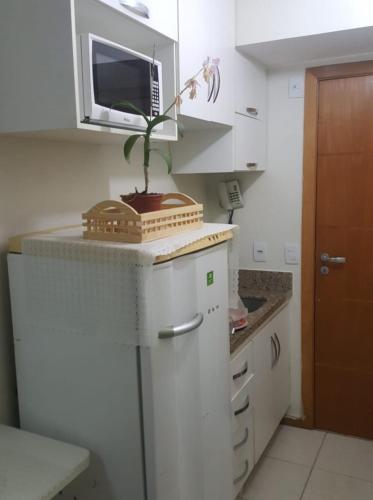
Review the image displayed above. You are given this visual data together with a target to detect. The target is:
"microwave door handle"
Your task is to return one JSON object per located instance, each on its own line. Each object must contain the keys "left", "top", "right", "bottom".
{"left": 119, "top": 0, "right": 150, "bottom": 18}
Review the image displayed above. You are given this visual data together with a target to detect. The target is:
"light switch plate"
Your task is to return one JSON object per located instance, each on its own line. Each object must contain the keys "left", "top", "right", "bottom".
{"left": 288, "top": 76, "right": 304, "bottom": 98}
{"left": 285, "top": 243, "right": 300, "bottom": 264}
{"left": 253, "top": 241, "right": 267, "bottom": 262}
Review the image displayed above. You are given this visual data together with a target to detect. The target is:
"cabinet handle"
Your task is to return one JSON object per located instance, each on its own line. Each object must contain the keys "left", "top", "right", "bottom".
{"left": 234, "top": 396, "right": 250, "bottom": 416}
{"left": 271, "top": 336, "right": 278, "bottom": 369}
{"left": 119, "top": 0, "right": 149, "bottom": 18}
{"left": 232, "top": 362, "right": 248, "bottom": 381}
{"left": 246, "top": 162, "right": 258, "bottom": 168}
{"left": 274, "top": 333, "right": 281, "bottom": 362}
{"left": 246, "top": 107, "right": 258, "bottom": 116}
{"left": 233, "top": 427, "right": 249, "bottom": 451}
{"left": 234, "top": 460, "right": 249, "bottom": 485}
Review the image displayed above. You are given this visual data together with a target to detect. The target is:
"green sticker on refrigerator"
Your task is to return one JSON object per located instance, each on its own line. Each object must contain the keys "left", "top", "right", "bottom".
{"left": 207, "top": 271, "right": 214, "bottom": 286}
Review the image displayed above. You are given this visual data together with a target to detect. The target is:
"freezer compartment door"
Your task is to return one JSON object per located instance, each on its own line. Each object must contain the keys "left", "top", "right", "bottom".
{"left": 141, "top": 243, "right": 233, "bottom": 500}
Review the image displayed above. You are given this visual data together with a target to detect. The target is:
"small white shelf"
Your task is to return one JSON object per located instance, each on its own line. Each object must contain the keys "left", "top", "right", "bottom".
{"left": 0, "top": 424, "right": 89, "bottom": 500}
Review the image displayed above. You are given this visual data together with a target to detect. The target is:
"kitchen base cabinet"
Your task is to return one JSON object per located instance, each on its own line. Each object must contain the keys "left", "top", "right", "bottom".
{"left": 252, "top": 306, "right": 290, "bottom": 462}
{"left": 229, "top": 305, "right": 290, "bottom": 497}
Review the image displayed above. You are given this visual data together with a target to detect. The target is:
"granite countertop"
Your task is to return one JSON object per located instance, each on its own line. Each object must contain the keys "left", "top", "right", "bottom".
{"left": 230, "top": 270, "right": 293, "bottom": 354}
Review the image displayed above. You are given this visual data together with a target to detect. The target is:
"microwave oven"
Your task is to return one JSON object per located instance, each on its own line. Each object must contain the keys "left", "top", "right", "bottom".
{"left": 80, "top": 34, "right": 163, "bottom": 130}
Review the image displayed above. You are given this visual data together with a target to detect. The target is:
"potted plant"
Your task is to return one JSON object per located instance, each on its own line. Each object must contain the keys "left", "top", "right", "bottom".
{"left": 118, "top": 57, "right": 220, "bottom": 213}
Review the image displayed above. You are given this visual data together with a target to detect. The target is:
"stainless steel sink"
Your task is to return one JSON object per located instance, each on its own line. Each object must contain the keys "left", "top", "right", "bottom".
{"left": 241, "top": 296, "right": 267, "bottom": 313}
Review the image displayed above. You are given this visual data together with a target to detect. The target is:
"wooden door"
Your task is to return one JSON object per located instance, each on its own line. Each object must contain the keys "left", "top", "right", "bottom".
{"left": 315, "top": 74, "right": 373, "bottom": 439}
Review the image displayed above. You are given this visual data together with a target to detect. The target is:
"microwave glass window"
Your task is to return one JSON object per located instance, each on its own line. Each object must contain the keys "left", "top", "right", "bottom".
{"left": 92, "top": 41, "right": 155, "bottom": 116}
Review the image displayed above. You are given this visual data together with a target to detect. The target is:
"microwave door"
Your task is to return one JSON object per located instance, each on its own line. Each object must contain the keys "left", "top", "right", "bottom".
{"left": 80, "top": 35, "right": 163, "bottom": 131}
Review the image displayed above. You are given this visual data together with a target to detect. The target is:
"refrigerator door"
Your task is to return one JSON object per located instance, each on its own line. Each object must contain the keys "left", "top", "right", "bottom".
{"left": 141, "top": 243, "right": 233, "bottom": 500}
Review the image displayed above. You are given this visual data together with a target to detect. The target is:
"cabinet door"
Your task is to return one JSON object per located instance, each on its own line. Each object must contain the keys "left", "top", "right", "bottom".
{"left": 234, "top": 113, "right": 266, "bottom": 172}
{"left": 178, "top": 0, "right": 211, "bottom": 121}
{"left": 99, "top": 0, "right": 178, "bottom": 41}
{"left": 253, "top": 306, "right": 290, "bottom": 462}
{"left": 208, "top": 0, "right": 234, "bottom": 126}
{"left": 252, "top": 325, "right": 276, "bottom": 462}
{"left": 271, "top": 309, "right": 291, "bottom": 424}
{"left": 235, "top": 51, "right": 267, "bottom": 121}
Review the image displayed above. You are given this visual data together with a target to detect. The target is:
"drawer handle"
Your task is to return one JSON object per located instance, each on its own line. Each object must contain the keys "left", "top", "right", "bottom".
{"left": 233, "top": 362, "right": 248, "bottom": 381}
{"left": 234, "top": 396, "right": 250, "bottom": 416}
{"left": 246, "top": 162, "right": 257, "bottom": 168}
{"left": 119, "top": 0, "right": 150, "bottom": 18}
{"left": 233, "top": 459, "right": 249, "bottom": 485}
{"left": 274, "top": 332, "right": 281, "bottom": 362}
{"left": 233, "top": 427, "right": 249, "bottom": 451}
{"left": 246, "top": 107, "right": 258, "bottom": 116}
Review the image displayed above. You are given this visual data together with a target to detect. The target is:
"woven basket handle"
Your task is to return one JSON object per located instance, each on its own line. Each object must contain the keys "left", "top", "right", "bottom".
{"left": 83, "top": 200, "right": 139, "bottom": 216}
{"left": 161, "top": 193, "right": 198, "bottom": 206}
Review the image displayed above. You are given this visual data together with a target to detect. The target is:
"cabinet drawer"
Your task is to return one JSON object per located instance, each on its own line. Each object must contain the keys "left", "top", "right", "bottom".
{"left": 234, "top": 113, "right": 266, "bottom": 172}
{"left": 231, "top": 341, "right": 254, "bottom": 399}
{"left": 231, "top": 376, "right": 254, "bottom": 441}
{"left": 233, "top": 410, "right": 254, "bottom": 497}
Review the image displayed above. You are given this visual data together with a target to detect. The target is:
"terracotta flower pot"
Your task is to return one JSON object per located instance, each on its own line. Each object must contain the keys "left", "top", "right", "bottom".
{"left": 120, "top": 193, "right": 163, "bottom": 214}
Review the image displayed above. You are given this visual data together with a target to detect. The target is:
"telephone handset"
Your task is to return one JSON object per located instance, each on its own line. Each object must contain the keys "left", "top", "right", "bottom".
{"left": 217, "top": 180, "right": 244, "bottom": 211}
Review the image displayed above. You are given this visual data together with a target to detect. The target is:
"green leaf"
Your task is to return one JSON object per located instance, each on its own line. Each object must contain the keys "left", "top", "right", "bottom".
{"left": 112, "top": 101, "right": 150, "bottom": 125}
{"left": 147, "top": 114, "right": 173, "bottom": 134}
{"left": 123, "top": 134, "right": 144, "bottom": 163}
{"left": 150, "top": 147, "right": 173, "bottom": 173}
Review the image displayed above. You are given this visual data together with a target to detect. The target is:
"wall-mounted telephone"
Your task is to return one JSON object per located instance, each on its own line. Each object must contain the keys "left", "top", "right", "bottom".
{"left": 217, "top": 180, "right": 244, "bottom": 211}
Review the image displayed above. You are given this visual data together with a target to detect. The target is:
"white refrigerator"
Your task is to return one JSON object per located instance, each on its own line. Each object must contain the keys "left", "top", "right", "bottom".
{"left": 8, "top": 235, "right": 233, "bottom": 500}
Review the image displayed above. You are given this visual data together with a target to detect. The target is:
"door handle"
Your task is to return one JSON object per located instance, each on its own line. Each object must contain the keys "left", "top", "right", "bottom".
{"left": 158, "top": 313, "right": 203, "bottom": 339}
{"left": 119, "top": 0, "right": 149, "bottom": 18}
{"left": 320, "top": 253, "right": 346, "bottom": 264}
{"left": 271, "top": 336, "right": 278, "bottom": 368}
{"left": 274, "top": 333, "right": 281, "bottom": 362}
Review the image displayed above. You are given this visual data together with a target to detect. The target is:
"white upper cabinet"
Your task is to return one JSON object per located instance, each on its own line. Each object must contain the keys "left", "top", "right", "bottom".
{"left": 235, "top": 51, "right": 267, "bottom": 121}
{"left": 0, "top": 0, "right": 178, "bottom": 142}
{"left": 173, "top": 51, "right": 267, "bottom": 174}
{"left": 234, "top": 113, "right": 266, "bottom": 172}
{"left": 178, "top": 0, "right": 234, "bottom": 126}
{"left": 97, "top": 0, "right": 178, "bottom": 41}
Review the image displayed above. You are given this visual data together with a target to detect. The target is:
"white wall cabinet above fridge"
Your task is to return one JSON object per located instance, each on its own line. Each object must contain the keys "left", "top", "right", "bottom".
{"left": 173, "top": 52, "right": 267, "bottom": 174}
{"left": 0, "top": 0, "right": 178, "bottom": 143}
{"left": 178, "top": 0, "right": 235, "bottom": 127}
{"left": 97, "top": 0, "right": 178, "bottom": 41}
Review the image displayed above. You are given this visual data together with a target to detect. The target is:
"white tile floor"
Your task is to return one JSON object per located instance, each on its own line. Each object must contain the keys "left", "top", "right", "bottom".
{"left": 239, "top": 425, "right": 373, "bottom": 500}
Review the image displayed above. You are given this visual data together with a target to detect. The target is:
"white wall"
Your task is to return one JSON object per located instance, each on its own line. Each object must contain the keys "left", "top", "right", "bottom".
{"left": 237, "top": 0, "right": 373, "bottom": 45}
{"left": 204, "top": 69, "right": 305, "bottom": 418}
{"left": 0, "top": 137, "right": 207, "bottom": 424}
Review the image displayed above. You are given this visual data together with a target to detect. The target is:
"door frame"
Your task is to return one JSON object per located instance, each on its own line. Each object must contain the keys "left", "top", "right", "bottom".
{"left": 301, "top": 61, "right": 373, "bottom": 428}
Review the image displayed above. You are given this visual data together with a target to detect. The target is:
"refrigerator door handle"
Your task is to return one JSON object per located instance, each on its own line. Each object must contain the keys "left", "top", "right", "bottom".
{"left": 158, "top": 313, "right": 204, "bottom": 339}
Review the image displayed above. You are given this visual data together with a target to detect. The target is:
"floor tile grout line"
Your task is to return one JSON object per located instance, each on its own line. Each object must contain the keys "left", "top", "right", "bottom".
{"left": 299, "top": 432, "right": 328, "bottom": 500}
{"left": 315, "top": 466, "right": 373, "bottom": 486}
{"left": 264, "top": 455, "right": 318, "bottom": 468}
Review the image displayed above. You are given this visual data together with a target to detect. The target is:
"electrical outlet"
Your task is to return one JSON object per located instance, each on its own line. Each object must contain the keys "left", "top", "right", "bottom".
{"left": 288, "top": 76, "right": 304, "bottom": 98}
{"left": 285, "top": 243, "right": 300, "bottom": 264}
{"left": 253, "top": 241, "right": 267, "bottom": 262}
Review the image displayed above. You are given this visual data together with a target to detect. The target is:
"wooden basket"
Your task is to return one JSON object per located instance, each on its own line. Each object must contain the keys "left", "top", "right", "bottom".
{"left": 82, "top": 193, "right": 204, "bottom": 243}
